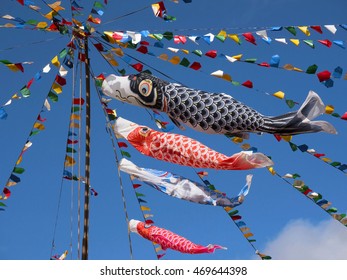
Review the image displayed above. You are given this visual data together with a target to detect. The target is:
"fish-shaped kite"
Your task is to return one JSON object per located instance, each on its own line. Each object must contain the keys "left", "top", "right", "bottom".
{"left": 119, "top": 158, "right": 252, "bottom": 207}
{"left": 129, "top": 219, "right": 226, "bottom": 254}
{"left": 102, "top": 72, "right": 337, "bottom": 136}
{"left": 114, "top": 117, "right": 273, "bottom": 170}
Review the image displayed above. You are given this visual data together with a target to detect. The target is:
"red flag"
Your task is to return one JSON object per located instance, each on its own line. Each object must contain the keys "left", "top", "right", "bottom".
{"left": 118, "top": 142, "right": 128, "bottom": 148}
{"left": 27, "top": 78, "right": 34, "bottom": 88}
{"left": 15, "top": 63, "right": 24, "bottom": 72}
{"left": 93, "top": 43, "right": 104, "bottom": 52}
{"left": 68, "top": 139, "right": 78, "bottom": 144}
{"left": 3, "top": 187, "right": 11, "bottom": 198}
{"left": 133, "top": 184, "right": 141, "bottom": 189}
{"left": 78, "top": 52, "right": 86, "bottom": 62}
{"left": 314, "top": 153, "right": 325, "bottom": 158}
{"left": 140, "top": 41, "right": 150, "bottom": 46}
{"left": 310, "top": 25, "right": 323, "bottom": 34}
{"left": 242, "top": 33, "right": 256, "bottom": 45}
{"left": 242, "top": 80, "right": 253, "bottom": 88}
{"left": 73, "top": 98, "right": 85, "bottom": 105}
{"left": 190, "top": 62, "right": 201, "bottom": 70}
{"left": 55, "top": 75, "right": 66, "bottom": 86}
{"left": 317, "top": 70, "right": 331, "bottom": 82}
{"left": 136, "top": 46, "right": 148, "bottom": 54}
{"left": 96, "top": 73, "right": 105, "bottom": 80}
{"left": 174, "top": 35, "right": 187, "bottom": 44}
{"left": 205, "top": 50, "right": 217, "bottom": 58}
{"left": 131, "top": 63, "right": 143, "bottom": 72}
{"left": 341, "top": 112, "right": 347, "bottom": 120}
{"left": 17, "top": 0, "right": 24, "bottom": 5}
{"left": 274, "top": 134, "right": 282, "bottom": 142}
{"left": 258, "top": 62, "right": 270, "bottom": 67}
{"left": 318, "top": 40, "right": 332, "bottom": 48}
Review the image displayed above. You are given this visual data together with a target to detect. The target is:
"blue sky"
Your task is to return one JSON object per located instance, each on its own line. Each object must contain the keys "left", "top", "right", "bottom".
{"left": 1, "top": 0, "right": 347, "bottom": 260}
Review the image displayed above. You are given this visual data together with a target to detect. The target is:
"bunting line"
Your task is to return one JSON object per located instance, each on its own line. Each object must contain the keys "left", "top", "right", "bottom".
{"left": 0, "top": 46, "right": 74, "bottom": 209}
{"left": 195, "top": 171, "right": 271, "bottom": 260}
{"left": 273, "top": 135, "right": 347, "bottom": 175}
{"left": 92, "top": 35, "right": 347, "bottom": 124}
{"left": 227, "top": 135, "right": 347, "bottom": 228}
{"left": 0, "top": 44, "right": 74, "bottom": 120}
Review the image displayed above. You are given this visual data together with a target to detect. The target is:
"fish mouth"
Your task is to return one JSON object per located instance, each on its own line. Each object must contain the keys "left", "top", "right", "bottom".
{"left": 128, "top": 219, "right": 140, "bottom": 233}
{"left": 102, "top": 74, "right": 144, "bottom": 107}
{"left": 113, "top": 117, "right": 139, "bottom": 139}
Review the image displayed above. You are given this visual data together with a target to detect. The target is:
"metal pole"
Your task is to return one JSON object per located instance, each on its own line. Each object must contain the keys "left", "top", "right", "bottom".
{"left": 82, "top": 37, "right": 91, "bottom": 260}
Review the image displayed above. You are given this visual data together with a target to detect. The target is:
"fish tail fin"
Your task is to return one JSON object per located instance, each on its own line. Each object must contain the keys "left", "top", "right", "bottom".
{"left": 205, "top": 244, "right": 227, "bottom": 253}
{"left": 261, "top": 90, "right": 337, "bottom": 136}
{"left": 220, "top": 151, "right": 273, "bottom": 170}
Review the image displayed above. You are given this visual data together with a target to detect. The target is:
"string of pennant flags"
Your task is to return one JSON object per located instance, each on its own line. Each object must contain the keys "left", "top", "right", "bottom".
{"left": 226, "top": 135, "right": 347, "bottom": 228}
{"left": 90, "top": 35, "right": 347, "bottom": 125}
{"left": 196, "top": 171, "right": 272, "bottom": 260}
{"left": 0, "top": 47, "right": 73, "bottom": 120}
{"left": 272, "top": 135, "right": 347, "bottom": 174}
{"left": 0, "top": 46, "right": 74, "bottom": 210}
{"left": 99, "top": 32, "right": 347, "bottom": 90}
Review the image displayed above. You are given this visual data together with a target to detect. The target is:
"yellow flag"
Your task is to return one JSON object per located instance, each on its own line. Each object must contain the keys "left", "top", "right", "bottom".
{"left": 267, "top": 167, "right": 276, "bottom": 175}
{"left": 52, "top": 83, "right": 62, "bottom": 94}
{"left": 72, "top": 18, "right": 83, "bottom": 27}
{"left": 273, "top": 91, "right": 285, "bottom": 99}
{"left": 44, "top": 11, "right": 55, "bottom": 20}
{"left": 181, "top": 49, "right": 189, "bottom": 54}
{"left": 228, "top": 34, "right": 240, "bottom": 44}
{"left": 293, "top": 67, "right": 303, "bottom": 72}
{"left": 169, "top": 56, "right": 180, "bottom": 65}
{"left": 70, "top": 114, "right": 81, "bottom": 121}
{"left": 290, "top": 39, "right": 300, "bottom": 46}
{"left": 217, "top": 30, "right": 227, "bottom": 40}
{"left": 51, "top": 56, "right": 60, "bottom": 67}
{"left": 6, "top": 64, "right": 20, "bottom": 72}
{"left": 325, "top": 105, "right": 334, "bottom": 114}
{"left": 64, "top": 155, "right": 76, "bottom": 167}
{"left": 140, "top": 206, "right": 151, "bottom": 211}
{"left": 224, "top": 206, "right": 233, "bottom": 212}
{"left": 298, "top": 26, "right": 310, "bottom": 36}
{"left": 34, "top": 122, "right": 45, "bottom": 130}
{"left": 281, "top": 135, "right": 292, "bottom": 142}
{"left": 321, "top": 157, "right": 332, "bottom": 163}
{"left": 232, "top": 137, "right": 244, "bottom": 144}
{"left": 109, "top": 59, "right": 119, "bottom": 66}
{"left": 16, "top": 155, "right": 23, "bottom": 165}
{"left": 243, "top": 232, "right": 254, "bottom": 238}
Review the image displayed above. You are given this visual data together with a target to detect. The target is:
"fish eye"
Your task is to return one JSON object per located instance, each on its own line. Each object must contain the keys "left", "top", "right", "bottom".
{"left": 139, "top": 127, "right": 150, "bottom": 137}
{"left": 138, "top": 79, "right": 153, "bottom": 96}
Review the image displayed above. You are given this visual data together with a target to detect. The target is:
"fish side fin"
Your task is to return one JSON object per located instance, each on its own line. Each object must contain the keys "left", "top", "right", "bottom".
{"left": 261, "top": 90, "right": 337, "bottom": 136}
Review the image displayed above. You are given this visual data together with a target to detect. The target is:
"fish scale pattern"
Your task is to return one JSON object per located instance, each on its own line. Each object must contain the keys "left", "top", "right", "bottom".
{"left": 163, "top": 83, "right": 265, "bottom": 134}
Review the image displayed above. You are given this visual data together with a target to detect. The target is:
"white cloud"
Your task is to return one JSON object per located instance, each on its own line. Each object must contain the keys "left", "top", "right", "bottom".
{"left": 262, "top": 219, "right": 347, "bottom": 259}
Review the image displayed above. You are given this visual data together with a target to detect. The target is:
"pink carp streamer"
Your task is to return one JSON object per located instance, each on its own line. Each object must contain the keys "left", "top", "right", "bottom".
{"left": 114, "top": 117, "right": 273, "bottom": 170}
{"left": 129, "top": 219, "right": 226, "bottom": 254}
